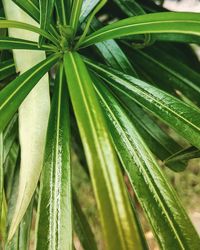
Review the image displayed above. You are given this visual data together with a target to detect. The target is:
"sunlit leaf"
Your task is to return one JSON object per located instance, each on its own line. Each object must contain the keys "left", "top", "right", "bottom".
{"left": 36, "top": 64, "right": 72, "bottom": 250}
{"left": 94, "top": 76, "right": 200, "bottom": 249}
{"left": 80, "top": 12, "right": 200, "bottom": 48}
{"left": 64, "top": 51, "right": 144, "bottom": 250}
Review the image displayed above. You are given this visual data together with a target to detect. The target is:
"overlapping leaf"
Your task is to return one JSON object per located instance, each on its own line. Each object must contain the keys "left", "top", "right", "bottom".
{"left": 39, "top": 0, "right": 56, "bottom": 45}
{"left": 85, "top": 58, "right": 200, "bottom": 149}
{"left": 79, "top": 12, "right": 200, "bottom": 48}
{"left": 125, "top": 45, "right": 200, "bottom": 106}
{"left": 36, "top": 64, "right": 72, "bottom": 250}
{"left": 64, "top": 52, "right": 144, "bottom": 250}
{"left": 0, "top": 53, "right": 60, "bottom": 133}
{"left": 93, "top": 76, "right": 200, "bottom": 249}
{"left": 0, "top": 59, "right": 15, "bottom": 81}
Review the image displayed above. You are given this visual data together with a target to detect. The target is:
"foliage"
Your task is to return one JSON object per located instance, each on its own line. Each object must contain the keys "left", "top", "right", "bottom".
{"left": 0, "top": 0, "right": 200, "bottom": 249}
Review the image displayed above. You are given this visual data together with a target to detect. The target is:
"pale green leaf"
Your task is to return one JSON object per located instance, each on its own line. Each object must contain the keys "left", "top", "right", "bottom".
{"left": 64, "top": 52, "right": 144, "bottom": 250}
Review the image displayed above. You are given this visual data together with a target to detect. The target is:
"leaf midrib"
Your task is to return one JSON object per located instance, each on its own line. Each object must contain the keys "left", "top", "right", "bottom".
{"left": 87, "top": 61, "right": 200, "bottom": 134}
{"left": 0, "top": 54, "right": 59, "bottom": 111}
{"left": 82, "top": 19, "right": 200, "bottom": 45}
{"left": 69, "top": 53, "right": 127, "bottom": 249}
{"left": 95, "top": 86, "right": 185, "bottom": 248}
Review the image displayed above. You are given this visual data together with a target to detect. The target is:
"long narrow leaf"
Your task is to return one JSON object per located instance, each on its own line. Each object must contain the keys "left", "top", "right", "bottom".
{"left": 0, "top": 59, "right": 15, "bottom": 81}
{"left": 5, "top": 167, "right": 34, "bottom": 250}
{"left": 36, "top": 64, "right": 72, "bottom": 250}
{"left": 13, "top": 0, "right": 39, "bottom": 20}
{"left": 64, "top": 52, "right": 144, "bottom": 250}
{"left": 75, "top": 0, "right": 107, "bottom": 49}
{"left": 165, "top": 146, "right": 200, "bottom": 164}
{"left": 90, "top": 18, "right": 137, "bottom": 76}
{"left": 80, "top": 12, "right": 200, "bottom": 48}
{"left": 56, "top": 0, "right": 71, "bottom": 24}
{"left": 85, "top": 58, "right": 200, "bottom": 149}
{"left": 118, "top": 95, "right": 186, "bottom": 171}
{"left": 126, "top": 45, "right": 200, "bottom": 106}
{"left": 0, "top": 20, "right": 59, "bottom": 46}
{"left": 39, "top": 0, "right": 56, "bottom": 46}
{"left": 0, "top": 133, "right": 3, "bottom": 217}
{"left": 70, "top": 0, "right": 83, "bottom": 35}
{"left": 80, "top": 0, "right": 100, "bottom": 23}
{"left": 13, "top": 0, "right": 59, "bottom": 40}
{"left": 3, "top": 115, "right": 18, "bottom": 163}
{"left": 0, "top": 37, "right": 56, "bottom": 51}
{"left": 0, "top": 54, "right": 60, "bottom": 133}
{"left": 94, "top": 77, "right": 200, "bottom": 249}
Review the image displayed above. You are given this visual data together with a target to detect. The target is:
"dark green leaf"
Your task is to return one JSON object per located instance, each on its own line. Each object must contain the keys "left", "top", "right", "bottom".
{"left": 36, "top": 64, "right": 72, "bottom": 250}
{"left": 39, "top": 0, "right": 56, "bottom": 46}
{"left": 13, "top": 0, "right": 59, "bottom": 40}
{"left": 0, "top": 53, "right": 60, "bottom": 133}
{"left": 125, "top": 45, "right": 200, "bottom": 106}
{"left": 5, "top": 168, "right": 34, "bottom": 250}
{"left": 55, "top": 0, "right": 72, "bottom": 25}
{"left": 85, "top": 58, "right": 200, "bottom": 149}
{"left": 90, "top": 18, "right": 137, "bottom": 76}
{"left": 117, "top": 95, "right": 186, "bottom": 171}
{"left": 94, "top": 76, "right": 200, "bottom": 249}
{"left": 3, "top": 114, "right": 18, "bottom": 163}
{"left": 0, "top": 37, "right": 56, "bottom": 50}
{"left": 0, "top": 20, "right": 59, "bottom": 46}
{"left": 0, "top": 59, "right": 15, "bottom": 81}
{"left": 165, "top": 146, "right": 200, "bottom": 164}
{"left": 113, "top": 0, "right": 145, "bottom": 16}
{"left": 0, "top": 133, "right": 3, "bottom": 218}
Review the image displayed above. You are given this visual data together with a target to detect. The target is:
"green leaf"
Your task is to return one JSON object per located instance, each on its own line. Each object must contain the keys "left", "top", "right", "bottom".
{"left": 13, "top": 0, "right": 59, "bottom": 40}
{"left": 3, "top": 114, "right": 18, "bottom": 163}
{"left": 0, "top": 59, "right": 15, "bottom": 81}
{"left": 6, "top": 55, "right": 60, "bottom": 242}
{"left": 13, "top": 0, "right": 40, "bottom": 21}
{"left": 36, "top": 64, "right": 72, "bottom": 250}
{"left": 0, "top": 20, "right": 59, "bottom": 46}
{"left": 113, "top": 0, "right": 145, "bottom": 16}
{"left": 0, "top": 37, "right": 56, "bottom": 50}
{"left": 0, "top": 191, "right": 7, "bottom": 245}
{"left": 79, "top": 12, "right": 200, "bottom": 48}
{"left": 0, "top": 53, "right": 60, "bottom": 133}
{"left": 64, "top": 51, "right": 144, "bottom": 250}
{"left": 70, "top": 0, "right": 83, "bottom": 35}
{"left": 0, "top": 133, "right": 3, "bottom": 218}
{"left": 55, "top": 0, "right": 72, "bottom": 25}
{"left": 5, "top": 168, "right": 34, "bottom": 250}
{"left": 125, "top": 45, "right": 200, "bottom": 106}
{"left": 73, "top": 191, "right": 97, "bottom": 250}
{"left": 151, "top": 32, "right": 200, "bottom": 44}
{"left": 85, "top": 58, "right": 200, "bottom": 149}
{"left": 93, "top": 77, "right": 200, "bottom": 249}
{"left": 165, "top": 146, "right": 200, "bottom": 164}
{"left": 39, "top": 0, "right": 56, "bottom": 46}
{"left": 90, "top": 18, "right": 137, "bottom": 76}
{"left": 3, "top": 143, "right": 19, "bottom": 202}
{"left": 80, "top": 0, "right": 100, "bottom": 23}
{"left": 75, "top": 0, "right": 107, "bottom": 49}
{"left": 117, "top": 95, "right": 186, "bottom": 172}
